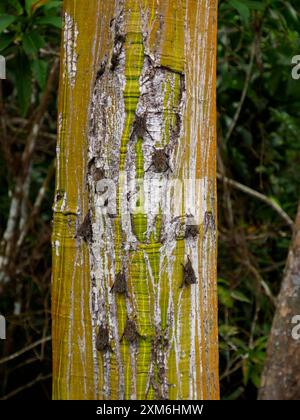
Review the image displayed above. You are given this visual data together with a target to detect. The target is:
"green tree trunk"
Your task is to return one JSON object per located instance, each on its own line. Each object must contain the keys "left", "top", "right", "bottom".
{"left": 52, "top": 0, "right": 219, "bottom": 400}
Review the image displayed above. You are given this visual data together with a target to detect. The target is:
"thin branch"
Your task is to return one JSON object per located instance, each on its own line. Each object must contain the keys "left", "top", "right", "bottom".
{"left": 217, "top": 173, "right": 293, "bottom": 228}
{"left": 237, "top": 242, "right": 277, "bottom": 307}
{"left": 0, "top": 373, "right": 52, "bottom": 400}
{"left": 0, "top": 336, "right": 51, "bottom": 365}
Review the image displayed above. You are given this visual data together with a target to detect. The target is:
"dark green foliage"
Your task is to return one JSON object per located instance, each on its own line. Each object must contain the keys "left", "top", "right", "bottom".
{"left": 0, "top": 0, "right": 62, "bottom": 400}
{"left": 218, "top": 0, "right": 300, "bottom": 400}
{"left": 0, "top": 0, "right": 62, "bottom": 115}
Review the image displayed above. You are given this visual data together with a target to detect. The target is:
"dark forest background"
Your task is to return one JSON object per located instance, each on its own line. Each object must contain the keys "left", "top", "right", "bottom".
{"left": 0, "top": 0, "right": 300, "bottom": 400}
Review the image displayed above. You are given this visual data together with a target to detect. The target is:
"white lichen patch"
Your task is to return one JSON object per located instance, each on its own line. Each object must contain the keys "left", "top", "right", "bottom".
{"left": 63, "top": 13, "right": 79, "bottom": 88}
{"left": 54, "top": 240, "right": 60, "bottom": 257}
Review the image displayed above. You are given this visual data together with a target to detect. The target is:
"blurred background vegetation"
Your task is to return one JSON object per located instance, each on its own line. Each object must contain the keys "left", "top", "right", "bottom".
{"left": 0, "top": 0, "right": 299, "bottom": 400}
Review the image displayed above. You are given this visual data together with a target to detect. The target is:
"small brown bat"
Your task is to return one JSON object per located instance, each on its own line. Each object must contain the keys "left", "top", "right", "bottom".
{"left": 130, "top": 114, "right": 154, "bottom": 142}
{"left": 87, "top": 158, "right": 106, "bottom": 191}
{"left": 76, "top": 213, "right": 92, "bottom": 243}
{"left": 184, "top": 224, "right": 199, "bottom": 239}
{"left": 146, "top": 147, "right": 172, "bottom": 173}
{"left": 110, "top": 34, "right": 126, "bottom": 71}
{"left": 93, "top": 167, "right": 105, "bottom": 183}
{"left": 96, "top": 324, "right": 112, "bottom": 352}
{"left": 180, "top": 256, "right": 197, "bottom": 288}
{"left": 95, "top": 56, "right": 107, "bottom": 80}
{"left": 110, "top": 270, "right": 128, "bottom": 296}
{"left": 204, "top": 211, "right": 215, "bottom": 234}
{"left": 120, "top": 318, "right": 143, "bottom": 344}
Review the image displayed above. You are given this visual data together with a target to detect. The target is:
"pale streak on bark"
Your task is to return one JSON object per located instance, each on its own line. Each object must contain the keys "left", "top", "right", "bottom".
{"left": 90, "top": 275, "right": 99, "bottom": 400}
{"left": 176, "top": 289, "right": 184, "bottom": 398}
{"left": 63, "top": 12, "right": 78, "bottom": 87}
{"left": 66, "top": 244, "right": 79, "bottom": 399}
{"left": 109, "top": 292, "right": 125, "bottom": 399}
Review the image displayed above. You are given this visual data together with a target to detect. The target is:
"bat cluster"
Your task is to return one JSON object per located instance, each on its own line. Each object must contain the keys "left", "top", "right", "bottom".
{"left": 129, "top": 113, "right": 173, "bottom": 174}
{"left": 96, "top": 318, "right": 144, "bottom": 354}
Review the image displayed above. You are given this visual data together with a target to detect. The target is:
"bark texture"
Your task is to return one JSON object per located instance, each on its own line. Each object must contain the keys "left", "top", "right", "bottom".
{"left": 52, "top": 0, "right": 218, "bottom": 400}
{"left": 259, "top": 202, "right": 300, "bottom": 400}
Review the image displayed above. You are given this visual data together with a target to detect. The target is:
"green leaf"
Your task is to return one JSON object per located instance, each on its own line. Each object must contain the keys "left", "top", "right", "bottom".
{"left": 218, "top": 285, "right": 234, "bottom": 308}
{"left": 268, "top": 196, "right": 281, "bottom": 207}
{"left": 25, "top": 0, "right": 35, "bottom": 15}
{"left": 250, "top": 369, "right": 261, "bottom": 388}
{"left": 0, "top": 15, "right": 16, "bottom": 33}
{"left": 0, "top": 33, "right": 14, "bottom": 52}
{"left": 231, "top": 290, "right": 251, "bottom": 303}
{"left": 218, "top": 277, "right": 229, "bottom": 285}
{"left": 242, "top": 358, "right": 249, "bottom": 386}
{"left": 225, "top": 387, "right": 245, "bottom": 401}
{"left": 43, "top": 1, "right": 62, "bottom": 11}
{"left": 31, "top": 59, "right": 48, "bottom": 89}
{"left": 30, "top": 0, "right": 50, "bottom": 14}
{"left": 35, "top": 16, "right": 62, "bottom": 28}
{"left": 22, "top": 31, "right": 45, "bottom": 56}
{"left": 228, "top": 0, "right": 250, "bottom": 23}
{"left": 242, "top": 0, "right": 265, "bottom": 10}
{"left": 15, "top": 53, "right": 32, "bottom": 116}
{"left": 219, "top": 325, "right": 239, "bottom": 337}
{"left": 284, "top": 1, "right": 298, "bottom": 22}
{"left": 5, "top": 0, "right": 23, "bottom": 15}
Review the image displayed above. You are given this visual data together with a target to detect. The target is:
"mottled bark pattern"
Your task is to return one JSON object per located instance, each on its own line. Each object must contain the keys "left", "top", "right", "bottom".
{"left": 259, "top": 202, "right": 300, "bottom": 400}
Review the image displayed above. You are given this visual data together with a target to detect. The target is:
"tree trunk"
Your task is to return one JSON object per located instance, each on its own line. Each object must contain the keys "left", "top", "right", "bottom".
{"left": 259, "top": 202, "right": 300, "bottom": 400}
{"left": 52, "top": 0, "right": 219, "bottom": 400}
